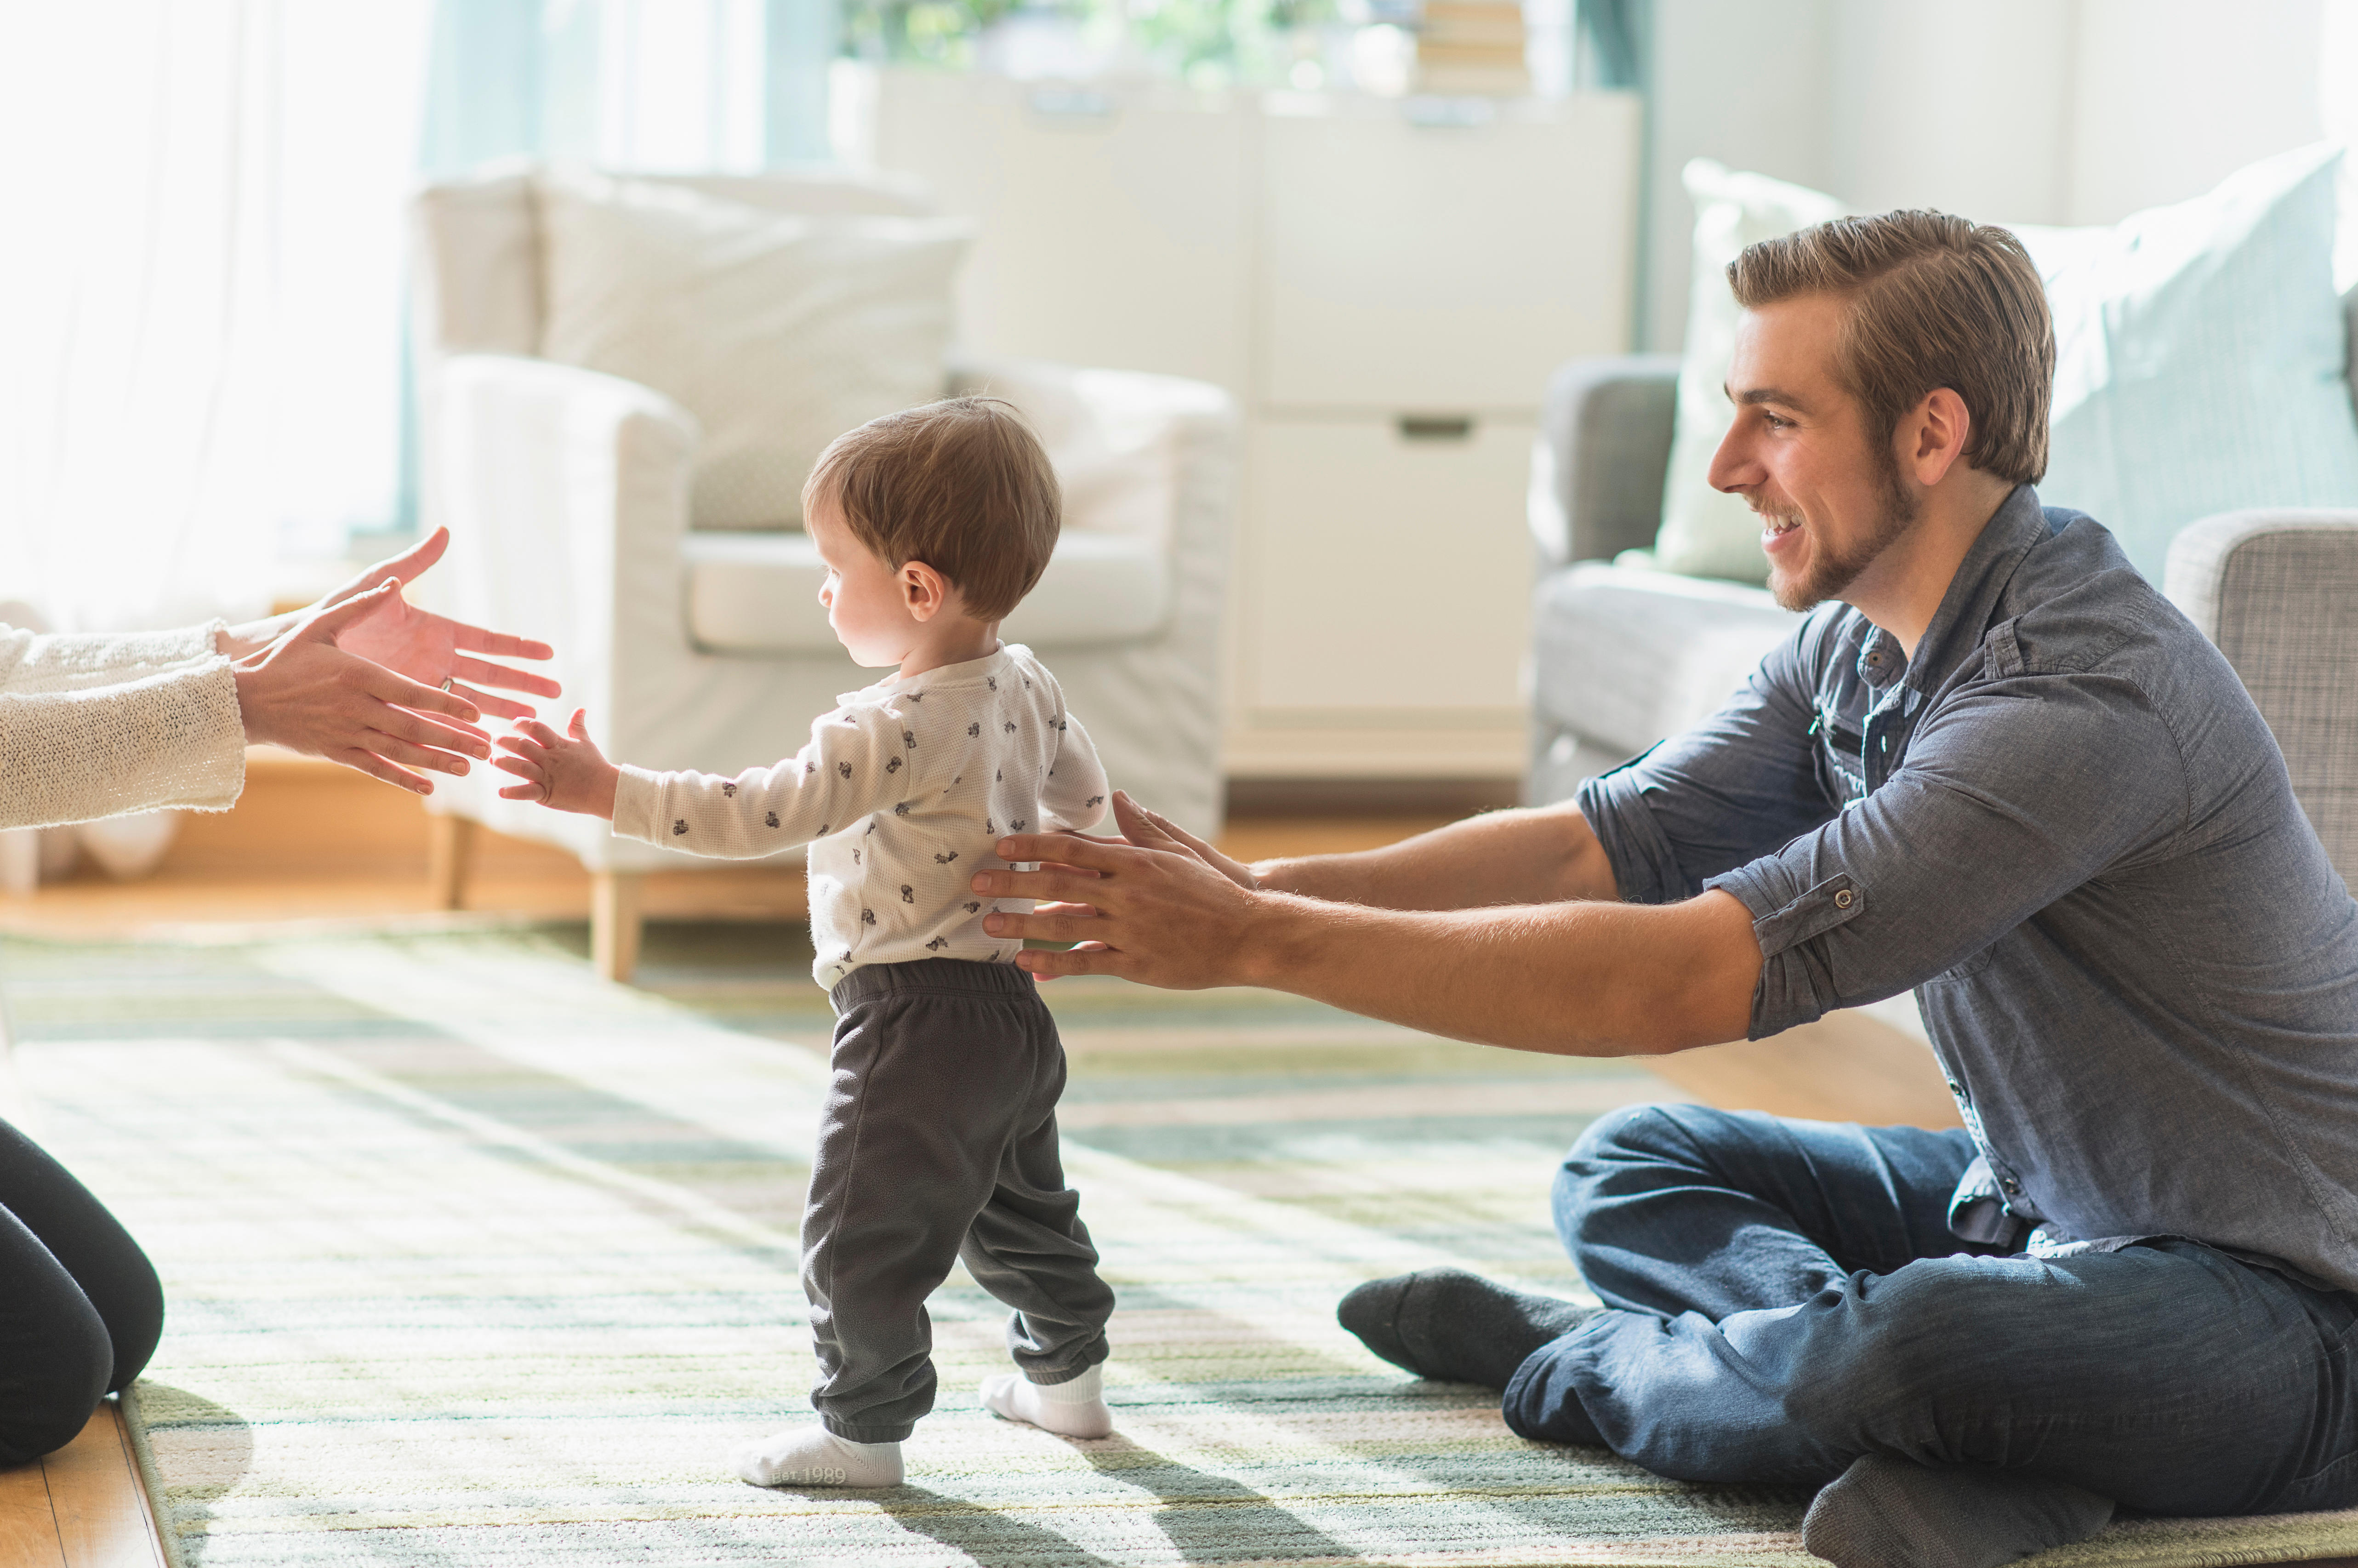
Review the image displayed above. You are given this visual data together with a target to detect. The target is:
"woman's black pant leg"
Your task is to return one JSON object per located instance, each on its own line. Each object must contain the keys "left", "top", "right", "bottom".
{"left": 0, "top": 1117, "right": 164, "bottom": 1464}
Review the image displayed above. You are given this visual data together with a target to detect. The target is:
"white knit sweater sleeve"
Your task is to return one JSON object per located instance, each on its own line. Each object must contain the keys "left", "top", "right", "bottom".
{"left": 1039, "top": 708, "right": 1110, "bottom": 832}
{"left": 612, "top": 703, "right": 904, "bottom": 858}
{"left": 0, "top": 623, "right": 247, "bottom": 828}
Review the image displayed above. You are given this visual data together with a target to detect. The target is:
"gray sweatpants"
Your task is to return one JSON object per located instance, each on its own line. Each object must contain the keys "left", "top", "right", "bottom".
{"left": 806, "top": 957, "right": 1113, "bottom": 1442}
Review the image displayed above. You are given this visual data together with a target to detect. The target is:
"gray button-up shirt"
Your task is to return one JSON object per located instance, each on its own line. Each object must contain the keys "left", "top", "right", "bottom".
{"left": 1578, "top": 485, "right": 2358, "bottom": 1291}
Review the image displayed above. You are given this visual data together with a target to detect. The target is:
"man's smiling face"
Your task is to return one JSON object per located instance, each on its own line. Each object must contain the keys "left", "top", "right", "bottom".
{"left": 1709, "top": 291, "right": 1920, "bottom": 613}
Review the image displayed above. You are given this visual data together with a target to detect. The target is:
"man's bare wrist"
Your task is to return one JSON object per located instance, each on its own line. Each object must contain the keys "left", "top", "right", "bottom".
{"left": 1250, "top": 857, "right": 1306, "bottom": 895}
{"left": 1232, "top": 888, "right": 1310, "bottom": 988}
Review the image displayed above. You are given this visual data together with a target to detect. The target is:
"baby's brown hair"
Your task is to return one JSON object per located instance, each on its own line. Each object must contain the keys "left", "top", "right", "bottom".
{"left": 803, "top": 397, "right": 1060, "bottom": 621}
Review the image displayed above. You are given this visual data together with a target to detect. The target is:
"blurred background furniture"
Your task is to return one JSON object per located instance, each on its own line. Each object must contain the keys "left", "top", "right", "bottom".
{"left": 2166, "top": 510, "right": 2358, "bottom": 890}
{"left": 409, "top": 165, "right": 1238, "bottom": 980}
{"left": 839, "top": 68, "right": 1641, "bottom": 786}
{"left": 1522, "top": 351, "right": 1798, "bottom": 805}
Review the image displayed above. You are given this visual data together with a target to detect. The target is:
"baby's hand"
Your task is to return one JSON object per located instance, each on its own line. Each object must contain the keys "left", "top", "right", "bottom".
{"left": 495, "top": 708, "right": 621, "bottom": 820}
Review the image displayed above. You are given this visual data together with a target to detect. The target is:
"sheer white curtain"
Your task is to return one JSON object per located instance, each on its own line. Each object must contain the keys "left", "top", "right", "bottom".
{"left": 0, "top": 2, "right": 435, "bottom": 633}
{"left": 422, "top": 0, "right": 779, "bottom": 179}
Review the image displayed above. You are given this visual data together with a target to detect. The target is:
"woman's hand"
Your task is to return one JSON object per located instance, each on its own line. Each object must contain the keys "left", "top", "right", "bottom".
{"left": 222, "top": 528, "right": 560, "bottom": 720}
{"left": 232, "top": 583, "right": 493, "bottom": 794}
{"left": 495, "top": 709, "right": 622, "bottom": 820}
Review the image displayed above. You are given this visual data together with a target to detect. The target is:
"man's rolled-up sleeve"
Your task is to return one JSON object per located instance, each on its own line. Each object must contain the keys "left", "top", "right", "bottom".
{"left": 1705, "top": 670, "right": 2185, "bottom": 1038}
{"left": 1578, "top": 620, "right": 1834, "bottom": 905}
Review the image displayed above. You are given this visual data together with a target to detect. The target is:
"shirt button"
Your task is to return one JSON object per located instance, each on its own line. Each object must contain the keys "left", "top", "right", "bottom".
{"left": 2002, "top": 1178, "right": 2022, "bottom": 1195}
{"left": 1834, "top": 889, "right": 1854, "bottom": 908}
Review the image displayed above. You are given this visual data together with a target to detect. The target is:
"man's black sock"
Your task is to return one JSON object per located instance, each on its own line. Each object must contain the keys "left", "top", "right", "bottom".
{"left": 1801, "top": 1454, "right": 2113, "bottom": 1568}
{"left": 1336, "top": 1267, "right": 1595, "bottom": 1388}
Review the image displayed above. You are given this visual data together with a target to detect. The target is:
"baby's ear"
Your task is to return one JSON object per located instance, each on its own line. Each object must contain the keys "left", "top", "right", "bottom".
{"left": 901, "top": 559, "right": 952, "bottom": 622}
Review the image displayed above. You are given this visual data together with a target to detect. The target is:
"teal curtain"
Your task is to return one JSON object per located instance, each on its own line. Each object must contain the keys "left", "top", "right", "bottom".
{"left": 768, "top": 0, "right": 835, "bottom": 165}
{"left": 1578, "top": 0, "right": 1645, "bottom": 91}
{"left": 419, "top": 0, "right": 836, "bottom": 175}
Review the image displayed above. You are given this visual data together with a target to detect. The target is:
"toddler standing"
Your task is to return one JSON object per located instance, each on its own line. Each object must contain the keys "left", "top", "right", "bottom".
{"left": 496, "top": 398, "right": 1118, "bottom": 1488}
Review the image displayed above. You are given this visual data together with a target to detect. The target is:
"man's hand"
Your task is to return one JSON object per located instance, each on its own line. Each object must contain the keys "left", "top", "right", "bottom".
{"left": 980, "top": 793, "right": 1759, "bottom": 1057}
{"left": 1010, "top": 796, "right": 1247, "bottom": 951}
{"left": 1111, "top": 793, "right": 1259, "bottom": 889}
{"left": 977, "top": 792, "right": 1271, "bottom": 985}
{"left": 221, "top": 528, "right": 560, "bottom": 721}
{"left": 494, "top": 709, "right": 623, "bottom": 819}
{"left": 232, "top": 583, "right": 493, "bottom": 794}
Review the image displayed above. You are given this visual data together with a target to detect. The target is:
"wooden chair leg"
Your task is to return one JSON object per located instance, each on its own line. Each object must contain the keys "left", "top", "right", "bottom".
{"left": 592, "top": 871, "right": 645, "bottom": 984}
{"left": 426, "top": 815, "right": 476, "bottom": 910}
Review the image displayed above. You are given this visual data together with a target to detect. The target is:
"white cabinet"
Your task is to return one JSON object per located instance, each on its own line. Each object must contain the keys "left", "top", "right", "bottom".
{"left": 1244, "top": 415, "right": 1537, "bottom": 716}
{"left": 856, "top": 70, "right": 1255, "bottom": 395}
{"left": 841, "top": 67, "right": 1639, "bottom": 781}
{"left": 1257, "top": 97, "right": 1637, "bottom": 411}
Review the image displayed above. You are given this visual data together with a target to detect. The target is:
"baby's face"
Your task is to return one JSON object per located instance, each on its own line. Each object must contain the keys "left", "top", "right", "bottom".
{"left": 808, "top": 499, "right": 917, "bottom": 668}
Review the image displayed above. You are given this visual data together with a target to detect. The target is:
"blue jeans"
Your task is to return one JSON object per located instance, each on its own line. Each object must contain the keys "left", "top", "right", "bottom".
{"left": 1503, "top": 1104, "right": 2358, "bottom": 1516}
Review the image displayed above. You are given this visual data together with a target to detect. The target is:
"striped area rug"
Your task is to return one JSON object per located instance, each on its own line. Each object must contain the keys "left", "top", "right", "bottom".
{"left": 7, "top": 924, "right": 2355, "bottom": 1567}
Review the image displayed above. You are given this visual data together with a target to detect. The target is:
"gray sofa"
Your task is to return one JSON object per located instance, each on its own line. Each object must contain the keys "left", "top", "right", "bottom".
{"left": 1524, "top": 329, "right": 2358, "bottom": 893}
{"left": 1524, "top": 352, "right": 1802, "bottom": 805}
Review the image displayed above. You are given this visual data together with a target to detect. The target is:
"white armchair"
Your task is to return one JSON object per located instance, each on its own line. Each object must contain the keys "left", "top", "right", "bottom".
{"left": 409, "top": 165, "right": 1238, "bottom": 979}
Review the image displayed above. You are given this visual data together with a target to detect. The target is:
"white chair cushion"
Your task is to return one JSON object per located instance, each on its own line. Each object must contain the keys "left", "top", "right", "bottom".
{"left": 683, "top": 530, "right": 1173, "bottom": 654}
{"left": 536, "top": 169, "right": 970, "bottom": 530}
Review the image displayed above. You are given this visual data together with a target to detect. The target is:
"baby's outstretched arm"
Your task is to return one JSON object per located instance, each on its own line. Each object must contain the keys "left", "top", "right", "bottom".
{"left": 566, "top": 704, "right": 910, "bottom": 859}
{"left": 497, "top": 709, "right": 621, "bottom": 818}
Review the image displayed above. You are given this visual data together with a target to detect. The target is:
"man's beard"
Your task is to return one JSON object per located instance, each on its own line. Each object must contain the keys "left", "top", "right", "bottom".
{"left": 1761, "top": 445, "right": 1920, "bottom": 613}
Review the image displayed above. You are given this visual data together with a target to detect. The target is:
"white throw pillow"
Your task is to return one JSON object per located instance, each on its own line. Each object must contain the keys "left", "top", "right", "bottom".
{"left": 1653, "top": 158, "right": 1844, "bottom": 583}
{"left": 535, "top": 171, "right": 972, "bottom": 530}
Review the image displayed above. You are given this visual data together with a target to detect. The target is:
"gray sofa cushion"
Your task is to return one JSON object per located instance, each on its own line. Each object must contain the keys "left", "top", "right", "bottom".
{"left": 2166, "top": 509, "right": 2358, "bottom": 889}
{"left": 1531, "top": 562, "right": 1802, "bottom": 757}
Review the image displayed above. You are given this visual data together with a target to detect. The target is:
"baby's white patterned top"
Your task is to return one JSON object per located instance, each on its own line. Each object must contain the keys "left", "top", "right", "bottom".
{"left": 613, "top": 644, "right": 1108, "bottom": 989}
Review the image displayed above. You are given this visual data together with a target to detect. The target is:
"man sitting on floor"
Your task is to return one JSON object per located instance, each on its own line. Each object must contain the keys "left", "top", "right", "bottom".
{"left": 964, "top": 209, "right": 2358, "bottom": 1568}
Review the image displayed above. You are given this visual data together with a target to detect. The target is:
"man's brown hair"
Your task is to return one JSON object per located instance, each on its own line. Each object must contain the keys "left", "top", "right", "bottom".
{"left": 803, "top": 397, "right": 1060, "bottom": 620}
{"left": 1728, "top": 210, "right": 2054, "bottom": 484}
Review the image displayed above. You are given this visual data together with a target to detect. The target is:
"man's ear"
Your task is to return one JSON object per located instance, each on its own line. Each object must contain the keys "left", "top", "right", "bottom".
{"left": 1906, "top": 388, "right": 1974, "bottom": 487}
{"left": 900, "top": 559, "right": 951, "bottom": 623}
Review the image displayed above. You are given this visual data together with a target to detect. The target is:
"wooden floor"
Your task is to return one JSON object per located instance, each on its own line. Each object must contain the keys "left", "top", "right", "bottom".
{"left": 0, "top": 753, "right": 1974, "bottom": 1563}
{"left": 0, "top": 1404, "right": 165, "bottom": 1568}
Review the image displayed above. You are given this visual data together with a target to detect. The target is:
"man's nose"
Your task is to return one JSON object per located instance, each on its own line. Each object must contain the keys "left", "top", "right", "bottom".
{"left": 1707, "top": 420, "right": 1760, "bottom": 496}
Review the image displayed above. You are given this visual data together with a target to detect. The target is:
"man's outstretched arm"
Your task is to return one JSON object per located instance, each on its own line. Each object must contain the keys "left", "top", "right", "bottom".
{"left": 1233, "top": 798, "right": 1623, "bottom": 911}
{"left": 977, "top": 798, "right": 1760, "bottom": 1057}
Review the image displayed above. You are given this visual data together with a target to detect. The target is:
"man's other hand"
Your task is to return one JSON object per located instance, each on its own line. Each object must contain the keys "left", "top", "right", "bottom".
{"left": 1111, "top": 792, "right": 1260, "bottom": 890}
{"left": 976, "top": 792, "right": 1268, "bottom": 985}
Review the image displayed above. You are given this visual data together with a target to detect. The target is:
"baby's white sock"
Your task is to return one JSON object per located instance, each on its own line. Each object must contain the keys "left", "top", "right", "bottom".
{"left": 733, "top": 1426, "right": 904, "bottom": 1489}
{"left": 980, "top": 1363, "right": 1114, "bottom": 1439}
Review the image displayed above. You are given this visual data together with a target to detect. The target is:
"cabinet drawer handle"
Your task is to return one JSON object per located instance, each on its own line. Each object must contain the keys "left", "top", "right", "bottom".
{"left": 1397, "top": 415, "right": 1475, "bottom": 441}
